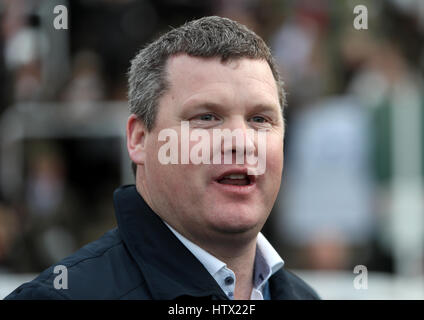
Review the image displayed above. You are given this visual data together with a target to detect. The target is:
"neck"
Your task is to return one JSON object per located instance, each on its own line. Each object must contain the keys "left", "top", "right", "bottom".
{"left": 227, "top": 246, "right": 256, "bottom": 300}
{"left": 199, "top": 235, "right": 258, "bottom": 300}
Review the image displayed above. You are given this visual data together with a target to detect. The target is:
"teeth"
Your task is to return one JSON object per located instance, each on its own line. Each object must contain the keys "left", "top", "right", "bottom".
{"left": 223, "top": 174, "right": 246, "bottom": 179}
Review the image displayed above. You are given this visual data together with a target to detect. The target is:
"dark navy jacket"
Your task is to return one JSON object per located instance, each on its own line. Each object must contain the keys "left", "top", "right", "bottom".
{"left": 5, "top": 185, "right": 319, "bottom": 300}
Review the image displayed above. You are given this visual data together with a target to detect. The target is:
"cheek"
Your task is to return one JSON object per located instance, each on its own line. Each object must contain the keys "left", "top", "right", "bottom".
{"left": 187, "top": 130, "right": 215, "bottom": 165}
{"left": 265, "top": 138, "right": 284, "bottom": 175}
{"left": 145, "top": 140, "right": 177, "bottom": 190}
{"left": 261, "top": 140, "right": 283, "bottom": 205}
{"left": 147, "top": 140, "right": 205, "bottom": 192}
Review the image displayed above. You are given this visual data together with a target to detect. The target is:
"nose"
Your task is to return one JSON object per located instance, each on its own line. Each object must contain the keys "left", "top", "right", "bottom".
{"left": 218, "top": 117, "right": 256, "bottom": 164}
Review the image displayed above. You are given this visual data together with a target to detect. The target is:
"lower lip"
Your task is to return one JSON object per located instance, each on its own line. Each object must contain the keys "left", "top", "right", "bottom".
{"left": 212, "top": 180, "right": 257, "bottom": 195}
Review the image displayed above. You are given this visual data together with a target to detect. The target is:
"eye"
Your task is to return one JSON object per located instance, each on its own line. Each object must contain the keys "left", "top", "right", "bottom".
{"left": 189, "top": 113, "right": 221, "bottom": 128}
{"left": 199, "top": 114, "right": 217, "bottom": 121}
{"left": 250, "top": 115, "right": 268, "bottom": 123}
{"left": 192, "top": 113, "right": 219, "bottom": 121}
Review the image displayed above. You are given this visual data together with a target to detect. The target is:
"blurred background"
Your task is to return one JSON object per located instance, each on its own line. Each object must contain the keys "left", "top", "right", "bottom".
{"left": 1, "top": 0, "right": 424, "bottom": 299}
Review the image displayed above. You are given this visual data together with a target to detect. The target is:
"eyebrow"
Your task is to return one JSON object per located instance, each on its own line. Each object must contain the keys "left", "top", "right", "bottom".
{"left": 183, "top": 101, "right": 226, "bottom": 113}
{"left": 183, "top": 101, "right": 281, "bottom": 115}
{"left": 249, "top": 103, "right": 281, "bottom": 114}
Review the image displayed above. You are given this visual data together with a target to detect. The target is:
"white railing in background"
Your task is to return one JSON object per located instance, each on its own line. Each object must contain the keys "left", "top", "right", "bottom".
{"left": 1, "top": 271, "right": 423, "bottom": 300}
{"left": 0, "top": 102, "right": 134, "bottom": 201}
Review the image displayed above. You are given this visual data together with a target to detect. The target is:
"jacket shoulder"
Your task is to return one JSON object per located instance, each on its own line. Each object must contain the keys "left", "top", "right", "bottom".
{"left": 270, "top": 268, "right": 321, "bottom": 300}
{"left": 5, "top": 228, "right": 150, "bottom": 300}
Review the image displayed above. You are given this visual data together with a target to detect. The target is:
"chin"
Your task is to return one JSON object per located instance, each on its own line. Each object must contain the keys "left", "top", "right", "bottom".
{"left": 209, "top": 211, "right": 263, "bottom": 235}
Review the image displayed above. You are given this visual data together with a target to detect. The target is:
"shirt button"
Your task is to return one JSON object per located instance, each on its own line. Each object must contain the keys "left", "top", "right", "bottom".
{"left": 224, "top": 276, "right": 234, "bottom": 285}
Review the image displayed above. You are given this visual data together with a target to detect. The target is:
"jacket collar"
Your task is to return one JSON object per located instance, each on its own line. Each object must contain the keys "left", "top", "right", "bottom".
{"left": 113, "top": 185, "right": 229, "bottom": 300}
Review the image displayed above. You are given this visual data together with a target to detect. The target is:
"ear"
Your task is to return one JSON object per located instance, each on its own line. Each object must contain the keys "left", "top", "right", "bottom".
{"left": 127, "top": 114, "right": 147, "bottom": 165}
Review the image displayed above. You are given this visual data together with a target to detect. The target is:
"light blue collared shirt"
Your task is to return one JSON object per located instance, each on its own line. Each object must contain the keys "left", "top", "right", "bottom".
{"left": 164, "top": 222, "right": 284, "bottom": 300}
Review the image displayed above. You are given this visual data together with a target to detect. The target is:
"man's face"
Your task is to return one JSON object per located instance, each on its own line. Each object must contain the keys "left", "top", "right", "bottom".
{"left": 139, "top": 55, "right": 284, "bottom": 244}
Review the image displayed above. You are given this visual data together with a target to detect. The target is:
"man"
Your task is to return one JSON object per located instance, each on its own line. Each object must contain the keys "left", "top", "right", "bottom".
{"left": 6, "top": 16, "right": 319, "bottom": 300}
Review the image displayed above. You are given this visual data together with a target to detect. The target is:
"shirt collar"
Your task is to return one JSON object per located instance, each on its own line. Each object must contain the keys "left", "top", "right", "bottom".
{"left": 253, "top": 233, "right": 285, "bottom": 290}
{"left": 164, "top": 222, "right": 226, "bottom": 277}
{"left": 257, "top": 232, "right": 285, "bottom": 277}
{"left": 164, "top": 222, "right": 284, "bottom": 293}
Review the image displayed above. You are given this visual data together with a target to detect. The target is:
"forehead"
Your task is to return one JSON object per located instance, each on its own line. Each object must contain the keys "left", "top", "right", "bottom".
{"left": 164, "top": 54, "right": 280, "bottom": 105}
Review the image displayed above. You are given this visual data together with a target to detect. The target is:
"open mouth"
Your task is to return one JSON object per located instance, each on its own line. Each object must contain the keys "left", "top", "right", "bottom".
{"left": 216, "top": 173, "right": 253, "bottom": 186}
